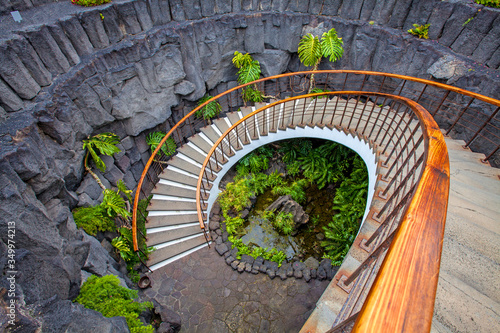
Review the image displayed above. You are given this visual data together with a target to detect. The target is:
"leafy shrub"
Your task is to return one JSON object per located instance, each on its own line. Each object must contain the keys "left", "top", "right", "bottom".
{"left": 321, "top": 156, "right": 368, "bottom": 265}
{"left": 71, "top": 0, "right": 110, "bottom": 7}
{"left": 146, "top": 132, "right": 177, "bottom": 157}
{"left": 73, "top": 188, "right": 130, "bottom": 236}
{"left": 218, "top": 178, "right": 253, "bottom": 215}
{"left": 195, "top": 94, "right": 222, "bottom": 120}
{"left": 75, "top": 275, "right": 154, "bottom": 333}
{"left": 271, "top": 178, "right": 309, "bottom": 204}
{"left": 72, "top": 205, "right": 115, "bottom": 236}
{"left": 228, "top": 236, "right": 287, "bottom": 266}
{"left": 224, "top": 216, "right": 245, "bottom": 235}
{"left": 82, "top": 132, "right": 121, "bottom": 190}
{"left": 263, "top": 210, "right": 295, "bottom": 235}
{"left": 232, "top": 51, "right": 263, "bottom": 103}
{"left": 407, "top": 23, "right": 430, "bottom": 39}
{"left": 475, "top": 0, "right": 500, "bottom": 8}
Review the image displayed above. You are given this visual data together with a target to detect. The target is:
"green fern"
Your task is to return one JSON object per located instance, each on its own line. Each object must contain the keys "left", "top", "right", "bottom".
{"left": 146, "top": 132, "right": 177, "bottom": 156}
{"left": 408, "top": 23, "right": 430, "bottom": 39}
{"left": 232, "top": 51, "right": 263, "bottom": 103}
{"left": 83, "top": 133, "right": 121, "bottom": 173}
{"left": 195, "top": 94, "right": 222, "bottom": 120}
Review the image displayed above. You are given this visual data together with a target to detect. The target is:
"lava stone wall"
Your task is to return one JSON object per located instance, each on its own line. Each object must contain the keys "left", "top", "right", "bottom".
{"left": 0, "top": 0, "right": 499, "bottom": 330}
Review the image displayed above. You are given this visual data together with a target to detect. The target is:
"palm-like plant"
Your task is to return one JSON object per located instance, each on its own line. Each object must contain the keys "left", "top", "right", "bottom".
{"left": 298, "top": 28, "right": 344, "bottom": 93}
{"left": 82, "top": 132, "right": 121, "bottom": 190}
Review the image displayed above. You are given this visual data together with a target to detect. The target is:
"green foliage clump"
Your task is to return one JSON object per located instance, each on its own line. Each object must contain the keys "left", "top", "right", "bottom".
{"left": 73, "top": 187, "right": 131, "bottom": 236}
{"left": 146, "top": 132, "right": 177, "bottom": 157}
{"left": 71, "top": 0, "right": 110, "bottom": 7}
{"left": 218, "top": 178, "right": 253, "bottom": 215}
{"left": 83, "top": 132, "right": 121, "bottom": 190}
{"left": 271, "top": 178, "right": 309, "bottom": 204}
{"left": 298, "top": 28, "right": 344, "bottom": 93}
{"left": 75, "top": 275, "right": 154, "bottom": 333}
{"left": 475, "top": 0, "right": 500, "bottom": 8}
{"left": 321, "top": 156, "right": 368, "bottom": 265}
{"left": 407, "top": 23, "right": 430, "bottom": 39}
{"left": 229, "top": 236, "right": 287, "bottom": 266}
{"left": 263, "top": 210, "right": 295, "bottom": 235}
{"left": 232, "top": 51, "right": 263, "bottom": 103}
{"left": 195, "top": 94, "right": 222, "bottom": 120}
{"left": 72, "top": 205, "right": 115, "bottom": 236}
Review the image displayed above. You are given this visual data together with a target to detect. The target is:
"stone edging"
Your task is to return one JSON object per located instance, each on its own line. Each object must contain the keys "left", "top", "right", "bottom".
{"left": 208, "top": 204, "right": 338, "bottom": 282}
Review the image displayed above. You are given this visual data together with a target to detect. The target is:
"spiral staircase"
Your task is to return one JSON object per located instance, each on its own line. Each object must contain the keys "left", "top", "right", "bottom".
{"left": 132, "top": 71, "right": 500, "bottom": 332}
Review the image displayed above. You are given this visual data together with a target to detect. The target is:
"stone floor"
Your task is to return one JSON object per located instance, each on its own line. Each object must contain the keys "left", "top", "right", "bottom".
{"left": 141, "top": 246, "right": 330, "bottom": 333}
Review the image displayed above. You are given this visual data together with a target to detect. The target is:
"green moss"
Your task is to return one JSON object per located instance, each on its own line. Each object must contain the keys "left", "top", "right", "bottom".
{"left": 75, "top": 275, "right": 154, "bottom": 333}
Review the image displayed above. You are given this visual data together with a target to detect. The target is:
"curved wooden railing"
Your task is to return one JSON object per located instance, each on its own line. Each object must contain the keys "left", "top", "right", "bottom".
{"left": 194, "top": 92, "right": 446, "bottom": 332}
{"left": 131, "top": 70, "right": 500, "bottom": 331}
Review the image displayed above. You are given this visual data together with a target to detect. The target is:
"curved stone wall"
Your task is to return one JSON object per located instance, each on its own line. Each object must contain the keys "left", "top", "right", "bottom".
{"left": 0, "top": 0, "right": 499, "bottom": 330}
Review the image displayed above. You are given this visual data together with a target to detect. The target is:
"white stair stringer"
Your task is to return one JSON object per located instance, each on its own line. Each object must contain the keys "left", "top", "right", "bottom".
{"left": 145, "top": 97, "right": 394, "bottom": 271}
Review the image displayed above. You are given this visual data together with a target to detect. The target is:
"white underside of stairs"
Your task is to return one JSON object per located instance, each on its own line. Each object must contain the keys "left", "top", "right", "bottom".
{"left": 431, "top": 138, "right": 500, "bottom": 333}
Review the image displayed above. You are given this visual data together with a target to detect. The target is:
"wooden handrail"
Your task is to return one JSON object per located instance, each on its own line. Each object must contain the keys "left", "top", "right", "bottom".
{"left": 352, "top": 101, "right": 449, "bottom": 332}
{"left": 132, "top": 70, "right": 497, "bottom": 279}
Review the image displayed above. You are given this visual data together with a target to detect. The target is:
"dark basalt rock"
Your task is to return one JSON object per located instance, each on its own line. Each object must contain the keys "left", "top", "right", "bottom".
{"left": 266, "top": 195, "right": 309, "bottom": 230}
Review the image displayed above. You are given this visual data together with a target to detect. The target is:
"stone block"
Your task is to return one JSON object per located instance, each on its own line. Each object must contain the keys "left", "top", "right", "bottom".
{"left": 216, "top": 0, "right": 231, "bottom": 14}
{"left": 79, "top": 11, "right": 110, "bottom": 49}
{"left": 370, "top": 0, "right": 397, "bottom": 24}
{"left": 72, "top": 83, "right": 115, "bottom": 128}
{"left": 339, "top": 0, "right": 363, "bottom": 20}
{"left": 182, "top": 0, "right": 202, "bottom": 20}
{"left": 0, "top": 78, "right": 23, "bottom": 111}
{"left": 200, "top": 0, "right": 215, "bottom": 16}
{"left": 148, "top": 0, "right": 172, "bottom": 26}
{"left": 439, "top": 4, "right": 477, "bottom": 47}
{"left": 123, "top": 171, "right": 136, "bottom": 190}
{"left": 104, "top": 164, "right": 125, "bottom": 187}
{"left": 254, "top": 49, "right": 290, "bottom": 77}
{"left": 100, "top": 5, "right": 125, "bottom": 44}
{"left": 473, "top": 33, "right": 500, "bottom": 66}
{"left": 169, "top": 0, "right": 186, "bottom": 21}
{"left": 76, "top": 174, "right": 102, "bottom": 200}
{"left": 175, "top": 80, "right": 196, "bottom": 96}
{"left": 47, "top": 23, "right": 80, "bottom": 67}
{"left": 427, "top": 1, "right": 455, "bottom": 40}
{"left": 0, "top": 45, "right": 40, "bottom": 100}
{"left": 115, "top": 0, "right": 143, "bottom": 35}
{"left": 133, "top": 0, "right": 153, "bottom": 31}
{"left": 451, "top": 29, "right": 485, "bottom": 56}
{"left": 126, "top": 146, "right": 141, "bottom": 164}
{"left": 8, "top": 35, "right": 52, "bottom": 86}
{"left": 116, "top": 154, "right": 131, "bottom": 173}
{"left": 486, "top": 47, "right": 500, "bottom": 69}
{"left": 131, "top": 161, "right": 145, "bottom": 181}
{"left": 24, "top": 26, "right": 69, "bottom": 75}
{"left": 59, "top": 15, "right": 94, "bottom": 56}
{"left": 135, "top": 58, "right": 161, "bottom": 93}
{"left": 244, "top": 17, "right": 265, "bottom": 54}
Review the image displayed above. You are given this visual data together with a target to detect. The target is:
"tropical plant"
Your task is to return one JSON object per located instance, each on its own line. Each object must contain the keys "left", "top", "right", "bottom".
{"left": 232, "top": 51, "right": 263, "bottom": 103}
{"left": 407, "top": 23, "right": 430, "bottom": 39}
{"left": 73, "top": 187, "right": 131, "bottom": 236}
{"left": 71, "top": 0, "right": 110, "bottom": 7}
{"left": 224, "top": 216, "right": 245, "bottom": 235}
{"left": 277, "top": 138, "right": 313, "bottom": 164}
{"left": 195, "top": 94, "right": 222, "bottom": 121}
{"left": 271, "top": 178, "right": 309, "bottom": 204}
{"left": 218, "top": 178, "right": 253, "bottom": 216}
{"left": 75, "top": 275, "right": 154, "bottom": 333}
{"left": 475, "top": 0, "right": 500, "bottom": 8}
{"left": 298, "top": 28, "right": 344, "bottom": 93}
{"left": 263, "top": 210, "right": 295, "bottom": 235}
{"left": 321, "top": 156, "right": 368, "bottom": 265}
{"left": 146, "top": 131, "right": 177, "bottom": 158}
{"left": 72, "top": 205, "right": 116, "bottom": 236}
{"left": 82, "top": 132, "right": 121, "bottom": 190}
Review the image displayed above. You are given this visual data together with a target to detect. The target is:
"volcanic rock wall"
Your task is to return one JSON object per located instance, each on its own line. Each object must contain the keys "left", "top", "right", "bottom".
{"left": 0, "top": 0, "right": 498, "bottom": 331}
